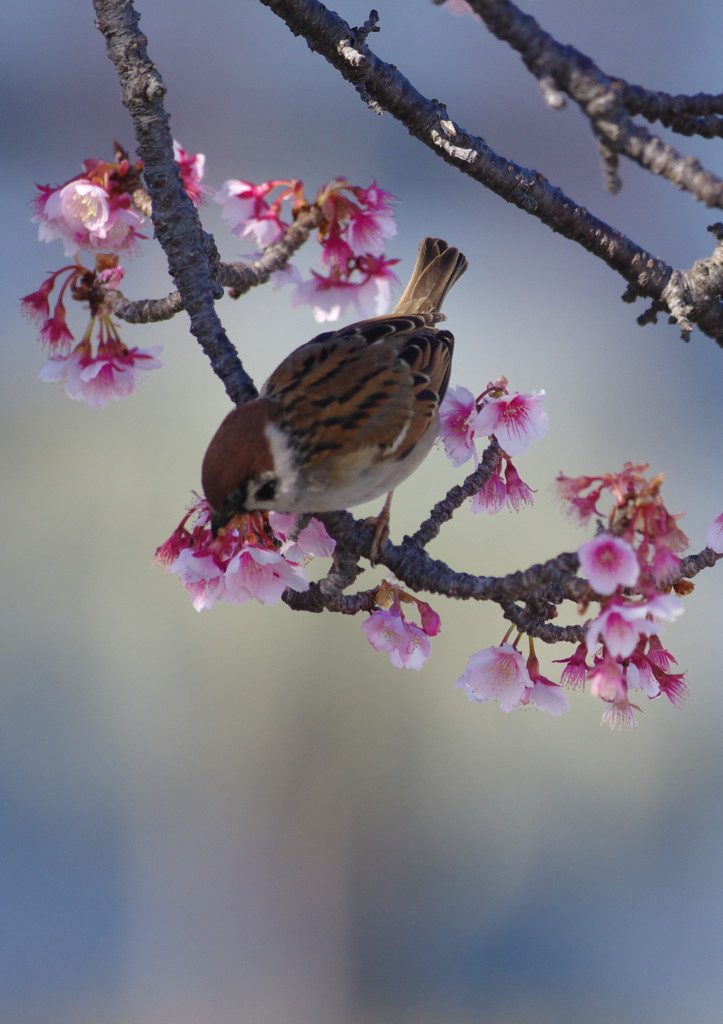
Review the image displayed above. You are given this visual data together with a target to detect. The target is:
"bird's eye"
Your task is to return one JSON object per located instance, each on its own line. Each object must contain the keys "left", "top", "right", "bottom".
{"left": 254, "top": 477, "right": 278, "bottom": 503}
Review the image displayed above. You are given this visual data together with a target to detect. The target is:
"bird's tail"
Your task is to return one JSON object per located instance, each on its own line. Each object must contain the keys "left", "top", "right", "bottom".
{"left": 393, "top": 237, "right": 468, "bottom": 316}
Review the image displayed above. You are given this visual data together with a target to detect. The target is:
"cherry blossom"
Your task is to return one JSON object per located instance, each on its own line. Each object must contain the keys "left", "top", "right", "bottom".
{"left": 172, "top": 140, "right": 208, "bottom": 205}
{"left": 346, "top": 181, "right": 397, "bottom": 255}
{"left": 473, "top": 390, "right": 548, "bottom": 456}
{"left": 268, "top": 513, "right": 336, "bottom": 561}
{"left": 39, "top": 339, "right": 163, "bottom": 407}
{"left": 438, "top": 385, "right": 478, "bottom": 466}
{"left": 526, "top": 679, "right": 569, "bottom": 715}
{"left": 456, "top": 643, "right": 532, "bottom": 712}
{"left": 471, "top": 460, "right": 536, "bottom": 515}
{"left": 350, "top": 255, "right": 399, "bottom": 317}
{"left": 585, "top": 594, "right": 684, "bottom": 659}
{"left": 224, "top": 546, "right": 309, "bottom": 606}
{"left": 214, "top": 179, "right": 286, "bottom": 248}
{"left": 361, "top": 606, "right": 431, "bottom": 669}
{"left": 20, "top": 276, "right": 55, "bottom": 323}
{"left": 554, "top": 643, "right": 589, "bottom": 689}
{"left": 578, "top": 533, "right": 640, "bottom": 595}
{"left": 168, "top": 548, "right": 227, "bottom": 612}
{"left": 291, "top": 273, "right": 357, "bottom": 323}
{"left": 707, "top": 513, "right": 723, "bottom": 554}
{"left": 34, "top": 179, "right": 144, "bottom": 256}
{"left": 471, "top": 467, "right": 508, "bottom": 514}
{"left": 443, "top": 0, "right": 481, "bottom": 18}
{"left": 39, "top": 301, "right": 75, "bottom": 350}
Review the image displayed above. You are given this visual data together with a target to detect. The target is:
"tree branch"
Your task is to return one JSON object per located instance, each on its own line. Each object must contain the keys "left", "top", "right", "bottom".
{"left": 259, "top": 0, "right": 723, "bottom": 345}
{"left": 92, "top": 0, "right": 257, "bottom": 403}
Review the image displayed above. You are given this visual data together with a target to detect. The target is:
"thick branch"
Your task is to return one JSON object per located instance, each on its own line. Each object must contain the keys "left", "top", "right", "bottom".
{"left": 259, "top": 0, "right": 723, "bottom": 344}
{"left": 92, "top": 0, "right": 256, "bottom": 403}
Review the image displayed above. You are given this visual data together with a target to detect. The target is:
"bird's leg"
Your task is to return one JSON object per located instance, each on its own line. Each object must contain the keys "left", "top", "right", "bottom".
{"left": 368, "top": 490, "right": 394, "bottom": 565}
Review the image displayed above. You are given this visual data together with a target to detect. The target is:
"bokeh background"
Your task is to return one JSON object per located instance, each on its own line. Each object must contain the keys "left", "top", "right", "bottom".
{"left": 3, "top": 1, "right": 723, "bottom": 1022}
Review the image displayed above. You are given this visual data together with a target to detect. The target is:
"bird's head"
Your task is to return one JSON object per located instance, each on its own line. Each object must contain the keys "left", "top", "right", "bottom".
{"left": 201, "top": 398, "right": 280, "bottom": 535}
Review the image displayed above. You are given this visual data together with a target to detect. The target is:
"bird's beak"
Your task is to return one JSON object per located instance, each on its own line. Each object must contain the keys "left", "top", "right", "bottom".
{"left": 210, "top": 510, "right": 233, "bottom": 537}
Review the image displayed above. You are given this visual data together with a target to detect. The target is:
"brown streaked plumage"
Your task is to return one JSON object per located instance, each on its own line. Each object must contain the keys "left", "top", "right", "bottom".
{"left": 202, "top": 237, "right": 468, "bottom": 544}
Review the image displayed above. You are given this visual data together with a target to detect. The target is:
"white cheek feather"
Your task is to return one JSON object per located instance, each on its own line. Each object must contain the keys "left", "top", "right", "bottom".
{"left": 263, "top": 419, "right": 300, "bottom": 508}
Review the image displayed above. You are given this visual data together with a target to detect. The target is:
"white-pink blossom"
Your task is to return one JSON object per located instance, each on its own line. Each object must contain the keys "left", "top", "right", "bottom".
{"left": 707, "top": 513, "right": 723, "bottom": 554}
{"left": 578, "top": 533, "right": 640, "bottom": 595}
{"left": 213, "top": 180, "right": 285, "bottom": 248}
{"left": 585, "top": 594, "right": 684, "bottom": 658}
{"left": 35, "top": 180, "right": 144, "bottom": 256}
{"left": 456, "top": 643, "right": 531, "bottom": 712}
{"left": 471, "top": 471, "right": 507, "bottom": 514}
{"left": 173, "top": 140, "right": 208, "bottom": 205}
{"left": 472, "top": 390, "right": 548, "bottom": 456}
{"left": 39, "top": 343, "right": 163, "bottom": 407}
{"left": 346, "top": 182, "right": 397, "bottom": 255}
{"left": 443, "top": 0, "right": 482, "bottom": 18}
{"left": 438, "top": 385, "right": 478, "bottom": 466}
{"left": 269, "top": 513, "right": 336, "bottom": 561}
{"left": 223, "top": 546, "right": 309, "bottom": 606}
{"left": 350, "top": 257, "right": 398, "bottom": 317}
{"left": 527, "top": 680, "right": 569, "bottom": 716}
{"left": 169, "top": 548, "right": 226, "bottom": 612}
{"left": 291, "top": 274, "right": 355, "bottom": 323}
{"left": 361, "top": 607, "right": 431, "bottom": 670}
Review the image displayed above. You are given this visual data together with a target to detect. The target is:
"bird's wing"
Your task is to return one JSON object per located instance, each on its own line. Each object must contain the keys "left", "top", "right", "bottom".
{"left": 261, "top": 314, "right": 454, "bottom": 467}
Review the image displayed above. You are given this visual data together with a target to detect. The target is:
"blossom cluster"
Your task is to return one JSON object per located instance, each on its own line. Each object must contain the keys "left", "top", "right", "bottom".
{"left": 453, "top": 464, "right": 721, "bottom": 727}
{"left": 215, "top": 176, "right": 399, "bottom": 322}
{"left": 22, "top": 143, "right": 206, "bottom": 405}
{"left": 24, "top": 152, "right": 400, "bottom": 404}
{"left": 362, "top": 580, "right": 442, "bottom": 670}
{"left": 154, "top": 500, "right": 336, "bottom": 612}
{"left": 438, "top": 378, "right": 548, "bottom": 512}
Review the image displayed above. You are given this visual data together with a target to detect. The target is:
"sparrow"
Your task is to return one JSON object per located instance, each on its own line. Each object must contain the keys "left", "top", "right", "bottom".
{"left": 202, "top": 237, "right": 468, "bottom": 553}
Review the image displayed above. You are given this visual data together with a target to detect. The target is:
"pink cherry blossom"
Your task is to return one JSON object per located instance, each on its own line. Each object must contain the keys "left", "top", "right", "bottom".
{"left": 350, "top": 255, "right": 399, "bottom": 317}
{"left": 213, "top": 179, "right": 285, "bottom": 247}
{"left": 601, "top": 696, "right": 639, "bottom": 729}
{"left": 587, "top": 652, "right": 627, "bottom": 703}
{"left": 707, "top": 513, "right": 723, "bottom": 554}
{"left": 291, "top": 273, "right": 356, "bottom": 323}
{"left": 503, "top": 461, "right": 536, "bottom": 511}
{"left": 168, "top": 548, "right": 226, "bottom": 612}
{"left": 625, "top": 656, "right": 661, "bottom": 699}
{"left": 346, "top": 181, "right": 397, "bottom": 255}
{"left": 471, "top": 461, "right": 535, "bottom": 515}
{"left": 527, "top": 679, "right": 569, "bottom": 716}
{"left": 555, "top": 474, "right": 604, "bottom": 525}
{"left": 472, "top": 390, "right": 548, "bottom": 456}
{"left": 39, "top": 341, "right": 163, "bottom": 407}
{"left": 34, "top": 180, "right": 144, "bottom": 256}
{"left": 319, "top": 231, "right": 354, "bottom": 273}
{"left": 578, "top": 533, "right": 640, "bottom": 595}
{"left": 553, "top": 642, "right": 589, "bottom": 688}
{"left": 21, "top": 277, "right": 55, "bottom": 323}
{"left": 456, "top": 643, "right": 531, "bottom": 712}
{"left": 172, "top": 140, "right": 208, "bottom": 205}
{"left": 443, "top": 0, "right": 482, "bottom": 18}
{"left": 269, "top": 513, "right": 336, "bottom": 561}
{"left": 585, "top": 594, "right": 684, "bottom": 659}
{"left": 471, "top": 468, "right": 507, "bottom": 514}
{"left": 361, "top": 607, "right": 431, "bottom": 669}
{"left": 223, "top": 546, "right": 309, "bottom": 606}
{"left": 438, "top": 385, "right": 478, "bottom": 466}
{"left": 267, "top": 512, "right": 298, "bottom": 538}
{"left": 417, "top": 601, "right": 441, "bottom": 637}
{"left": 39, "top": 303, "right": 75, "bottom": 350}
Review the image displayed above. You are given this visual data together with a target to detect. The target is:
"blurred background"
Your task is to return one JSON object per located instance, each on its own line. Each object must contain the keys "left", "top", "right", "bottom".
{"left": 3, "top": 1, "right": 723, "bottom": 1021}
